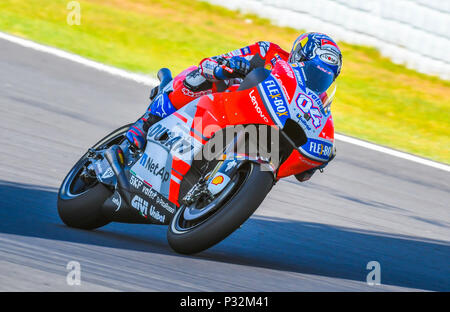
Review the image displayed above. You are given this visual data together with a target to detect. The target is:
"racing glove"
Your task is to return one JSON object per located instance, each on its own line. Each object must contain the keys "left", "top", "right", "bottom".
{"left": 214, "top": 56, "right": 251, "bottom": 80}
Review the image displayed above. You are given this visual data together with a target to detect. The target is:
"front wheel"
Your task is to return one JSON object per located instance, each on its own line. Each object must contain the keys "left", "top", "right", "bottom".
{"left": 167, "top": 163, "right": 274, "bottom": 254}
{"left": 57, "top": 125, "right": 130, "bottom": 230}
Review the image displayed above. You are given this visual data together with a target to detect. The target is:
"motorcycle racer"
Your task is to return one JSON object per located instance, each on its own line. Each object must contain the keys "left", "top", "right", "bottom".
{"left": 125, "top": 32, "right": 342, "bottom": 180}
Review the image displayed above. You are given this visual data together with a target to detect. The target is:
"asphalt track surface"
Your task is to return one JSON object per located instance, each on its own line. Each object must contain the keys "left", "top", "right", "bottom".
{"left": 0, "top": 38, "right": 449, "bottom": 291}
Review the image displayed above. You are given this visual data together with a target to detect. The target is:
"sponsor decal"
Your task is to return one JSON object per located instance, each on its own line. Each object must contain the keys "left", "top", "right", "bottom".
{"left": 143, "top": 185, "right": 174, "bottom": 214}
{"left": 321, "top": 38, "right": 339, "bottom": 50}
{"left": 148, "top": 205, "right": 165, "bottom": 223}
{"left": 270, "top": 53, "right": 282, "bottom": 67}
{"left": 228, "top": 49, "right": 242, "bottom": 56}
{"left": 194, "top": 63, "right": 215, "bottom": 81}
{"left": 224, "top": 160, "right": 237, "bottom": 172}
{"left": 301, "top": 138, "right": 333, "bottom": 161}
{"left": 150, "top": 93, "right": 176, "bottom": 118}
{"left": 296, "top": 113, "right": 312, "bottom": 131}
{"left": 279, "top": 61, "right": 295, "bottom": 79}
{"left": 212, "top": 175, "right": 224, "bottom": 185}
{"left": 156, "top": 196, "right": 175, "bottom": 214}
{"left": 111, "top": 192, "right": 122, "bottom": 212}
{"left": 131, "top": 195, "right": 148, "bottom": 216}
{"left": 129, "top": 174, "right": 175, "bottom": 216}
{"left": 295, "top": 92, "right": 323, "bottom": 129}
{"left": 142, "top": 185, "right": 158, "bottom": 199}
{"left": 101, "top": 167, "right": 114, "bottom": 179}
{"left": 317, "top": 64, "right": 333, "bottom": 75}
{"left": 131, "top": 194, "right": 166, "bottom": 222}
{"left": 181, "top": 87, "right": 211, "bottom": 98}
{"left": 130, "top": 175, "right": 143, "bottom": 189}
{"left": 147, "top": 124, "right": 194, "bottom": 154}
{"left": 240, "top": 47, "right": 251, "bottom": 55}
{"left": 249, "top": 89, "right": 269, "bottom": 122}
{"left": 260, "top": 77, "right": 290, "bottom": 125}
{"left": 292, "top": 67, "right": 306, "bottom": 91}
{"left": 318, "top": 51, "right": 340, "bottom": 66}
{"left": 299, "top": 156, "right": 321, "bottom": 167}
{"left": 208, "top": 174, "right": 232, "bottom": 195}
{"left": 203, "top": 61, "right": 214, "bottom": 69}
{"left": 139, "top": 154, "right": 170, "bottom": 182}
{"left": 258, "top": 41, "right": 270, "bottom": 57}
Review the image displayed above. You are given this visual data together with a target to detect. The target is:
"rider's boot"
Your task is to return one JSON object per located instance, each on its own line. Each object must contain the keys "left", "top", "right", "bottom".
{"left": 125, "top": 82, "right": 162, "bottom": 150}
{"left": 126, "top": 111, "right": 162, "bottom": 150}
{"left": 126, "top": 84, "right": 175, "bottom": 150}
{"left": 126, "top": 68, "right": 179, "bottom": 150}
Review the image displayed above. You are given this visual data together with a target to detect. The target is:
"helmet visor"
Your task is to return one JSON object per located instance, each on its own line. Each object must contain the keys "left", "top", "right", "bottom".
{"left": 322, "top": 82, "right": 337, "bottom": 110}
{"left": 300, "top": 60, "right": 335, "bottom": 94}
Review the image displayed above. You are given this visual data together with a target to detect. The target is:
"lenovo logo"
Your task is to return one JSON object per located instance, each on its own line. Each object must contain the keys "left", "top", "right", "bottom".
{"left": 249, "top": 90, "right": 269, "bottom": 122}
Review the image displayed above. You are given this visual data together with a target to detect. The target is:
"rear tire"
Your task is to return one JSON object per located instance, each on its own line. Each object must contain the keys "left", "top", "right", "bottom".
{"left": 167, "top": 163, "right": 274, "bottom": 254}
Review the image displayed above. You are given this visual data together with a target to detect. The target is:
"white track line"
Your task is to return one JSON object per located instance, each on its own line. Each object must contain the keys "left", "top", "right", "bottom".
{"left": 0, "top": 32, "right": 159, "bottom": 86}
{"left": 335, "top": 134, "right": 449, "bottom": 172}
{"left": 1, "top": 31, "right": 448, "bottom": 172}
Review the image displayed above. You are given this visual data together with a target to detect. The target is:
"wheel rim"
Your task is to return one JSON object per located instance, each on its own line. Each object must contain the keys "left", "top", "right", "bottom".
{"left": 182, "top": 175, "right": 238, "bottom": 221}
{"left": 60, "top": 158, "right": 97, "bottom": 200}
{"left": 59, "top": 125, "right": 129, "bottom": 200}
{"left": 171, "top": 163, "right": 253, "bottom": 233}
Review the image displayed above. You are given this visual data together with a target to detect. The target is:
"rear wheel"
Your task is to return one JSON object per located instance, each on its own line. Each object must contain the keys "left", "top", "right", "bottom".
{"left": 167, "top": 162, "right": 274, "bottom": 254}
{"left": 57, "top": 125, "right": 130, "bottom": 230}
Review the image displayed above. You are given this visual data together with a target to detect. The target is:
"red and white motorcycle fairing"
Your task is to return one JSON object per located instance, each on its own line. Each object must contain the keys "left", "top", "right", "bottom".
{"left": 131, "top": 60, "right": 335, "bottom": 208}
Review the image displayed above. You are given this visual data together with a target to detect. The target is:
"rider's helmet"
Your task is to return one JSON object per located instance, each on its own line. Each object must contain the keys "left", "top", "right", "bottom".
{"left": 289, "top": 32, "right": 342, "bottom": 106}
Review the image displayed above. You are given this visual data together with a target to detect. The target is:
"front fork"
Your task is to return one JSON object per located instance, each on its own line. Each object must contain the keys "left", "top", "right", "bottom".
{"left": 205, "top": 155, "right": 276, "bottom": 197}
{"left": 204, "top": 128, "right": 277, "bottom": 196}
{"left": 186, "top": 131, "right": 277, "bottom": 205}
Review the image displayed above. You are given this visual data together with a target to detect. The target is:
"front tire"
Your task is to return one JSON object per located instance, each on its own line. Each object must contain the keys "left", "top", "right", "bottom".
{"left": 57, "top": 125, "right": 130, "bottom": 230}
{"left": 167, "top": 163, "right": 274, "bottom": 254}
{"left": 58, "top": 183, "right": 112, "bottom": 230}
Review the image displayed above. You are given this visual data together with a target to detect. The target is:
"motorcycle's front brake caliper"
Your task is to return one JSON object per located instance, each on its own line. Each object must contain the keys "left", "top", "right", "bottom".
{"left": 78, "top": 148, "right": 101, "bottom": 180}
{"left": 181, "top": 179, "right": 214, "bottom": 207}
{"left": 83, "top": 148, "right": 117, "bottom": 186}
{"left": 181, "top": 160, "right": 226, "bottom": 206}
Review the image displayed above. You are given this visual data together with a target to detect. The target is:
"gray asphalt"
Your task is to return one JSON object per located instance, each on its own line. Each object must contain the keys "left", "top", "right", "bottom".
{"left": 0, "top": 38, "right": 449, "bottom": 292}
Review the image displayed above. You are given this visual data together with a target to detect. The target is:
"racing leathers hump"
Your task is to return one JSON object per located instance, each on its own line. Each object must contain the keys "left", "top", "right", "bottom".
{"left": 198, "top": 41, "right": 289, "bottom": 82}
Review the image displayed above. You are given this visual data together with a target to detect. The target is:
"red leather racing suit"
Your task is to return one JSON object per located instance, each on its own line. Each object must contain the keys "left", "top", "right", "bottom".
{"left": 168, "top": 41, "right": 290, "bottom": 110}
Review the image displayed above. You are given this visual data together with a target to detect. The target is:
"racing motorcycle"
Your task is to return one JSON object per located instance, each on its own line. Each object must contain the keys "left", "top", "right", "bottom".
{"left": 57, "top": 60, "right": 336, "bottom": 254}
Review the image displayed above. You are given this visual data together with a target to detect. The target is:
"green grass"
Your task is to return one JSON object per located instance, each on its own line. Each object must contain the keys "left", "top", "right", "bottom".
{"left": 1, "top": 0, "right": 449, "bottom": 163}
